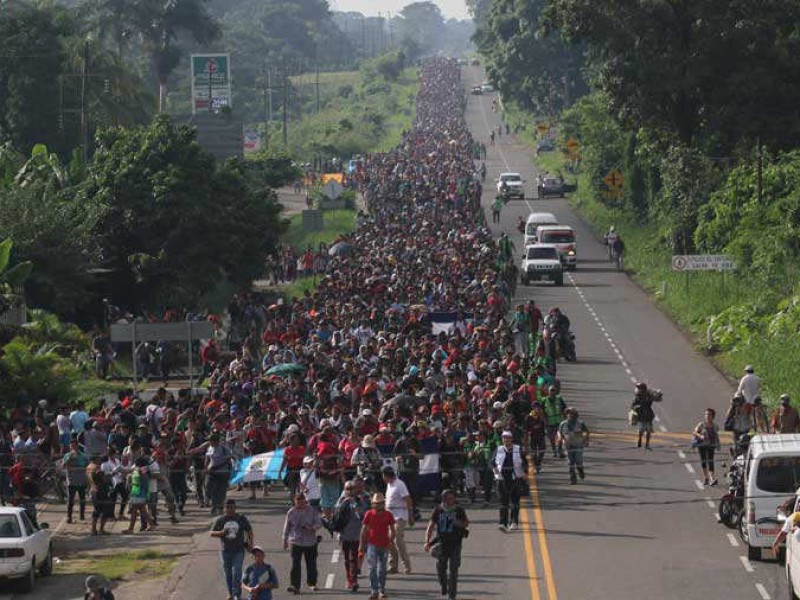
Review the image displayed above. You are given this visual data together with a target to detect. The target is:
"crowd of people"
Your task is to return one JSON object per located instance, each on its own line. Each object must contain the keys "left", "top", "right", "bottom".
{"left": 0, "top": 57, "right": 593, "bottom": 600}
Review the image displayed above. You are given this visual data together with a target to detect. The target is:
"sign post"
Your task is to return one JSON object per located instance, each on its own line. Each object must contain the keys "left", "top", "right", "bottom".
{"left": 671, "top": 254, "right": 736, "bottom": 295}
{"left": 191, "top": 54, "right": 231, "bottom": 114}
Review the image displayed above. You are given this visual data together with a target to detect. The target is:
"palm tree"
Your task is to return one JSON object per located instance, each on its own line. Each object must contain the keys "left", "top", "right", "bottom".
{"left": 0, "top": 239, "right": 32, "bottom": 319}
{"left": 134, "top": 0, "right": 221, "bottom": 113}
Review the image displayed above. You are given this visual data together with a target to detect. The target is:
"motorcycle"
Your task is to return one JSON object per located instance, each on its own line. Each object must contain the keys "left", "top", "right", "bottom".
{"left": 718, "top": 459, "right": 744, "bottom": 528}
{"left": 718, "top": 435, "right": 750, "bottom": 528}
{"left": 548, "top": 324, "right": 576, "bottom": 362}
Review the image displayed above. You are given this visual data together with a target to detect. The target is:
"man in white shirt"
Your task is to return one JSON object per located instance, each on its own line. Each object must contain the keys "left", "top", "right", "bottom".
{"left": 737, "top": 365, "right": 761, "bottom": 405}
{"left": 383, "top": 466, "right": 414, "bottom": 574}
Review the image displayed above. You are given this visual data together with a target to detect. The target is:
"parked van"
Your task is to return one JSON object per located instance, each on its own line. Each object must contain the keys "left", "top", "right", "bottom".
{"left": 742, "top": 434, "right": 800, "bottom": 560}
{"left": 536, "top": 225, "right": 577, "bottom": 270}
{"left": 523, "top": 212, "right": 558, "bottom": 247}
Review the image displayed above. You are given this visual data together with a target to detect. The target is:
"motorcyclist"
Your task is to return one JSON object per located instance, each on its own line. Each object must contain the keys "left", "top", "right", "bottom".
{"left": 545, "top": 308, "right": 571, "bottom": 357}
{"left": 480, "top": 162, "right": 487, "bottom": 182}
{"left": 611, "top": 235, "right": 625, "bottom": 269}
{"left": 516, "top": 216, "right": 525, "bottom": 234}
{"left": 500, "top": 181, "right": 509, "bottom": 204}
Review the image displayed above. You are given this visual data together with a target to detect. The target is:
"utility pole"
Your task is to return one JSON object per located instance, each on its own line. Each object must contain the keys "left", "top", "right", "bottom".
{"left": 262, "top": 63, "right": 270, "bottom": 151}
{"left": 282, "top": 62, "right": 288, "bottom": 148}
{"left": 757, "top": 136, "right": 763, "bottom": 205}
{"left": 315, "top": 63, "right": 320, "bottom": 115}
{"left": 80, "top": 39, "right": 90, "bottom": 161}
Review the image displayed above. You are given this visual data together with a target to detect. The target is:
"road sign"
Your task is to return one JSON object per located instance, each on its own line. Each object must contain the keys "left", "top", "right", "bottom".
{"left": 322, "top": 180, "right": 343, "bottom": 200}
{"left": 671, "top": 255, "right": 736, "bottom": 272}
{"left": 603, "top": 169, "right": 624, "bottom": 189}
{"left": 111, "top": 321, "right": 213, "bottom": 343}
{"left": 191, "top": 53, "right": 231, "bottom": 114}
{"left": 566, "top": 138, "right": 579, "bottom": 149}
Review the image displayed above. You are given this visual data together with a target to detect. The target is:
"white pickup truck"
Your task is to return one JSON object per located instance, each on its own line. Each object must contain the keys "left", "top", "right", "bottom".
{"left": 520, "top": 244, "right": 564, "bottom": 286}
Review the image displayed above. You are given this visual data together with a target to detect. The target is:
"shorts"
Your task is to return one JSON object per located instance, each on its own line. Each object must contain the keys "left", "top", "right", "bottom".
{"left": 638, "top": 421, "right": 654, "bottom": 434}
{"left": 130, "top": 496, "right": 147, "bottom": 507}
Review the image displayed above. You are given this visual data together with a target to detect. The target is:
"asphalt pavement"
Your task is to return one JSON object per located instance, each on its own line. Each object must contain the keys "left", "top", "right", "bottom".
{"left": 152, "top": 66, "right": 792, "bottom": 600}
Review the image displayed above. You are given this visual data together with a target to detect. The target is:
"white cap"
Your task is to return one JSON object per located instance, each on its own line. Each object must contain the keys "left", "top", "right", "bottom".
{"left": 492, "top": 401, "right": 503, "bottom": 410}
{"left": 501, "top": 431, "right": 513, "bottom": 438}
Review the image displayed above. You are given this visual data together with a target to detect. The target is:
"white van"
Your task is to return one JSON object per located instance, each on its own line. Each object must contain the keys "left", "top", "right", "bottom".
{"left": 742, "top": 434, "right": 800, "bottom": 560}
{"left": 524, "top": 212, "right": 558, "bottom": 247}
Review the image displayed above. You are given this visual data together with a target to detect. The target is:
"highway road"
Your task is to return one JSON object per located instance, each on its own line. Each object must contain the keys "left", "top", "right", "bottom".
{"left": 159, "top": 67, "right": 790, "bottom": 600}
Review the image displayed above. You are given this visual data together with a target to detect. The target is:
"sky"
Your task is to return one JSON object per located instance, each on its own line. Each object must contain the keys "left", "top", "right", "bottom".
{"left": 332, "top": 0, "right": 470, "bottom": 21}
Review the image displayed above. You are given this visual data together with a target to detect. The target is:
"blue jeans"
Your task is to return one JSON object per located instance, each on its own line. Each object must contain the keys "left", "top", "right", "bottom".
{"left": 367, "top": 544, "right": 389, "bottom": 594}
{"left": 220, "top": 548, "right": 245, "bottom": 599}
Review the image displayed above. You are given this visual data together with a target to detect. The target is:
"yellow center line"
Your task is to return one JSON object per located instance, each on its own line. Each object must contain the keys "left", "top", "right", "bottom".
{"left": 520, "top": 482, "right": 542, "bottom": 600}
{"left": 528, "top": 465, "right": 559, "bottom": 600}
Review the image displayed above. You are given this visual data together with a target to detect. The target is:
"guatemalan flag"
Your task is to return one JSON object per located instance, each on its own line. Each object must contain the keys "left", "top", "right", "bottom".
{"left": 417, "top": 436, "right": 441, "bottom": 493}
{"left": 230, "top": 449, "right": 285, "bottom": 485}
{"left": 428, "top": 312, "right": 473, "bottom": 336}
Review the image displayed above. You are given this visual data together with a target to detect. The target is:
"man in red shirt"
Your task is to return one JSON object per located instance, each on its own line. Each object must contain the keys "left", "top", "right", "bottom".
{"left": 360, "top": 493, "right": 396, "bottom": 600}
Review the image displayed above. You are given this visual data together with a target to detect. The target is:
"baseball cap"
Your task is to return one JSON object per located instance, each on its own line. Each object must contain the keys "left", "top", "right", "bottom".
{"left": 251, "top": 545, "right": 265, "bottom": 555}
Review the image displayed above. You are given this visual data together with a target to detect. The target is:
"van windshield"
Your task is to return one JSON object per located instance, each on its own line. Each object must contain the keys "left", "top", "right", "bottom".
{"left": 541, "top": 232, "right": 574, "bottom": 244}
{"left": 756, "top": 456, "right": 800, "bottom": 493}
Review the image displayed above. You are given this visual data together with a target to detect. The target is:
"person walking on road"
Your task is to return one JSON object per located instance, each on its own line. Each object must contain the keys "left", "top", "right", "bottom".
{"left": 206, "top": 433, "right": 234, "bottom": 516}
{"left": 360, "top": 492, "right": 396, "bottom": 600}
{"left": 425, "top": 489, "right": 469, "bottom": 600}
{"left": 692, "top": 408, "right": 721, "bottom": 486}
{"left": 383, "top": 466, "right": 413, "bottom": 575}
{"left": 211, "top": 498, "right": 254, "bottom": 600}
{"left": 542, "top": 387, "right": 566, "bottom": 458}
{"left": 631, "top": 382, "right": 662, "bottom": 451}
{"left": 282, "top": 493, "right": 323, "bottom": 594}
{"left": 558, "top": 408, "right": 590, "bottom": 485}
{"left": 62, "top": 438, "right": 89, "bottom": 524}
{"left": 241, "top": 545, "right": 279, "bottom": 600}
{"left": 491, "top": 195, "right": 503, "bottom": 225}
{"left": 336, "top": 480, "right": 369, "bottom": 592}
{"left": 492, "top": 431, "right": 527, "bottom": 531}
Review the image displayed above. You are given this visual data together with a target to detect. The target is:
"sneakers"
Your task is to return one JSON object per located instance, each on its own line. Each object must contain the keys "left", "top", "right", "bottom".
{"left": 378, "top": 592, "right": 388, "bottom": 599}
{"left": 498, "top": 524, "right": 507, "bottom": 532}
{"left": 287, "top": 586, "right": 299, "bottom": 595}
{"left": 507, "top": 522, "right": 516, "bottom": 531}
{"left": 309, "top": 585, "right": 318, "bottom": 591}
{"left": 709, "top": 478, "right": 719, "bottom": 486}
{"left": 578, "top": 468, "right": 585, "bottom": 480}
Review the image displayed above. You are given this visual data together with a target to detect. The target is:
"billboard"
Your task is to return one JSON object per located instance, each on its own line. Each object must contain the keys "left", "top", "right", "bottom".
{"left": 191, "top": 54, "right": 231, "bottom": 114}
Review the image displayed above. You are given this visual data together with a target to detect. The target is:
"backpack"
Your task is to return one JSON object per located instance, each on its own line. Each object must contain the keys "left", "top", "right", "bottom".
{"left": 325, "top": 501, "right": 352, "bottom": 533}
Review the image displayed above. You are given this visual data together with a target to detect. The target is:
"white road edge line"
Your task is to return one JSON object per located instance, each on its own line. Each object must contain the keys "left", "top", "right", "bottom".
{"left": 694, "top": 479, "right": 705, "bottom": 491}
{"left": 325, "top": 573, "right": 335, "bottom": 589}
{"left": 727, "top": 533, "right": 739, "bottom": 547}
{"left": 684, "top": 463, "right": 695, "bottom": 474}
{"left": 331, "top": 549, "right": 340, "bottom": 564}
{"left": 706, "top": 499, "right": 715, "bottom": 509}
{"left": 755, "top": 583, "right": 771, "bottom": 600}
{"left": 739, "top": 556, "right": 755, "bottom": 573}
{"left": 677, "top": 450, "right": 686, "bottom": 459}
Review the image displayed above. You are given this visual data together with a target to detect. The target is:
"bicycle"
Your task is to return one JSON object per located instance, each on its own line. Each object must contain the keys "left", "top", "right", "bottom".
{"left": 614, "top": 251, "right": 624, "bottom": 272}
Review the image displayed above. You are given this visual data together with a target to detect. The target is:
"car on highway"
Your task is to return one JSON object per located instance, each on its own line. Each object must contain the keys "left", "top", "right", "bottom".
{"left": 523, "top": 212, "right": 558, "bottom": 246}
{"left": 520, "top": 244, "right": 564, "bottom": 286}
{"left": 497, "top": 173, "right": 525, "bottom": 200}
{"left": 536, "top": 225, "right": 577, "bottom": 270}
{"left": 536, "top": 139, "right": 555, "bottom": 152}
{"left": 741, "top": 434, "right": 800, "bottom": 561}
{"left": 538, "top": 176, "right": 566, "bottom": 198}
{"left": 480, "top": 83, "right": 494, "bottom": 93}
{"left": 470, "top": 86, "right": 483, "bottom": 95}
{"left": 0, "top": 507, "right": 53, "bottom": 592}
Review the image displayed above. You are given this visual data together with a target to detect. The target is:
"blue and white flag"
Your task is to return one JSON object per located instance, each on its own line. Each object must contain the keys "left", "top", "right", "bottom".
{"left": 230, "top": 449, "right": 284, "bottom": 485}
{"left": 429, "top": 312, "right": 473, "bottom": 335}
{"left": 418, "top": 436, "right": 441, "bottom": 493}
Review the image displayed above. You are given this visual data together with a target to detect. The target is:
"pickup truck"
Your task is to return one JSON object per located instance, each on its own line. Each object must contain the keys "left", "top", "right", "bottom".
{"left": 520, "top": 244, "right": 564, "bottom": 286}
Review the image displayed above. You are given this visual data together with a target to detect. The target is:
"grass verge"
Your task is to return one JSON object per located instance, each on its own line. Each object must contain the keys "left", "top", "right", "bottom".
{"left": 284, "top": 209, "right": 357, "bottom": 252}
{"left": 55, "top": 550, "right": 178, "bottom": 582}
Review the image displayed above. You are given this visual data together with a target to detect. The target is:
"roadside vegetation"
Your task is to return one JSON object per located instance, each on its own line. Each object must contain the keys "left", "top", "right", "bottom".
{"left": 475, "top": 0, "right": 800, "bottom": 405}
{"left": 55, "top": 550, "right": 178, "bottom": 582}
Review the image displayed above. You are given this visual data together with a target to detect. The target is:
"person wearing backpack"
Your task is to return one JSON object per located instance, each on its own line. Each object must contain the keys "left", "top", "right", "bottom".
{"left": 335, "top": 480, "right": 369, "bottom": 592}
{"left": 424, "top": 489, "right": 469, "bottom": 600}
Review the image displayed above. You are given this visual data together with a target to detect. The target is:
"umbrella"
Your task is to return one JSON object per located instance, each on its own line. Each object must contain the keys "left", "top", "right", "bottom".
{"left": 265, "top": 363, "right": 307, "bottom": 377}
{"left": 328, "top": 242, "right": 355, "bottom": 257}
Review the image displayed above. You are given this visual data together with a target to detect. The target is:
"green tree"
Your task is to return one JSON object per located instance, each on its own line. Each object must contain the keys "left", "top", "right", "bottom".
{"left": 397, "top": 2, "right": 445, "bottom": 59}
{"left": 545, "top": 0, "right": 800, "bottom": 149}
{"left": 0, "top": 4, "right": 69, "bottom": 153}
{"left": 0, "top": 239, "right": 33, "bottom": 319}
{"left": 78, "top": 115, "right": 284, "bottom": 310}
{"left": 134, "top": 0, "right": 221, "bottom": 113}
